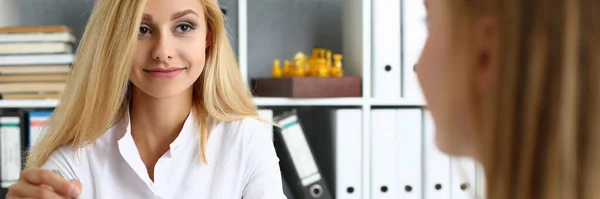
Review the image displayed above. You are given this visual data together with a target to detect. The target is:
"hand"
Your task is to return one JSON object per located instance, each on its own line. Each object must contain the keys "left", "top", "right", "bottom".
{"left": 6, "top": 168, "right": 82, "bottom": 199}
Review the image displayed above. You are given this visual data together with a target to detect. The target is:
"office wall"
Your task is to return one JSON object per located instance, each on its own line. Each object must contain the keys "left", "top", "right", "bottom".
{"left": 0, "top": 0, "right": 22, "bottom": 26}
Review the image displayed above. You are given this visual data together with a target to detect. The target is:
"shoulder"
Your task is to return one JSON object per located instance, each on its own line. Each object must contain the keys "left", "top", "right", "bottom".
{"left": 213, "top": 117, "right": 274, "bottom": 143}
{"left": 41, "top": 124, "right": 120, "bottom": 177}
{"left": 207, "top": 117, "right": 276, "bottom": 159}
{"left": 218, "top": 117, "right": 273, "bottom": 132}
{"left": 40, "top": 146, "right": 82, "bottom": 179}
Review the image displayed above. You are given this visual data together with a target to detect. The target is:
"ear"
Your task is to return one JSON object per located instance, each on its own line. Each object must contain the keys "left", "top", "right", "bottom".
{"left": 474, "top": 15, "right": 499, "bottom": 94}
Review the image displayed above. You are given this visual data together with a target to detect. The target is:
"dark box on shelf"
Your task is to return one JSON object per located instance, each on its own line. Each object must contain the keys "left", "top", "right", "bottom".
{"left": 250, "top": 76, "right": 362, "bottom": 98}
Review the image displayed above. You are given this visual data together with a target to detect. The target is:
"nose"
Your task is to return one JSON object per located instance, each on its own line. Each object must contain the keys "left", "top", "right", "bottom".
{"left": 152, "top": 34, "right": 175, "bottom": 62}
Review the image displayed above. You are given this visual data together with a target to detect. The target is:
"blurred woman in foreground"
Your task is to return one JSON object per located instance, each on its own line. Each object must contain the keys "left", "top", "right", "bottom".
{"left": 416, "top": 0, "right": 599, "bottom": 198}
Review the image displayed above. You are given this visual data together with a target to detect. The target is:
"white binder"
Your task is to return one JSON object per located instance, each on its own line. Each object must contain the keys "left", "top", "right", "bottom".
{"left": 372, "top": 1, "right": 402, "bottom": 98}
{"left": 333, "top": 109, "right": 362, "bottom": 198}
{"left": 423, "top": 111, "right": 451, "bottom": 199}
{"left": 401, "top": 0, "right": 427, "bottom": 102}
{"left": 476, "top": 162, "right": 487, "bottom": 198}
{"left": 450, "top": 157, "right": 477, "bottom": 199}
{"left": 371, "top": 109, "right": 399, "bottom": 198}
{"left": 0, "top": 116, "right": 21, "bottom": 189}
{"left": 395, "top": 109, "right": 423, "bottom": 199}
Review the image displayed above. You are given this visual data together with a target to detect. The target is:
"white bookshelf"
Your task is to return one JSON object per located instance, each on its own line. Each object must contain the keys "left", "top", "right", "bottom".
{"left": 236, "top": 0, "right": 433, "bottom": 199}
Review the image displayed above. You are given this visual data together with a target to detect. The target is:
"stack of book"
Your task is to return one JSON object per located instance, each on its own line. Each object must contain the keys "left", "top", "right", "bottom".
{"left": 0, "top": 25, "right": 76, "bottom": 99}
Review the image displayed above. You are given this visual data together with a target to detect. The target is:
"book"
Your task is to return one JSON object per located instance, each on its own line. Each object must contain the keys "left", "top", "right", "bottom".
{"left": 0, "top": 74, "right": 69, "bottom": 82}
{"left": 0, "top": 82, "right": 65, "bottom": 93}
{"left": 0, "top": 65, "right": 71, "bottom": 75}
{"left": 0, "top": 54, "right": 74, "bottom": 66}
{"left": 0, "top": 25, "right": 72, "bottom": 34}
{"left": 0, "top": 32, "right": 76, "bottom": 44}
{"left": 0, "top": 42, "right": 73, "bottom": 55}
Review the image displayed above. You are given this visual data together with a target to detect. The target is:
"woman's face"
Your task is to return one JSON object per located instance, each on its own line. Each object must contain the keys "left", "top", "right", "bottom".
{"left": 416, "top": 0, "right": 484, "bottom": 158}
{"left": 130, "top": 0, "right": 209, "bottom": 99}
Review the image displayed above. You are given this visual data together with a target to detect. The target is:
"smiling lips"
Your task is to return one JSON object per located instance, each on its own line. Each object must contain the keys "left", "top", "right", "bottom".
{"left": 144, "top": 67, "right": 186, "bottom": 78}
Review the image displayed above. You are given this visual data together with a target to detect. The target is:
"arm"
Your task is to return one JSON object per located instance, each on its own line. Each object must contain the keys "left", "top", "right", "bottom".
{"left": 241, "top": 119, "right": 288, "bottom": 199}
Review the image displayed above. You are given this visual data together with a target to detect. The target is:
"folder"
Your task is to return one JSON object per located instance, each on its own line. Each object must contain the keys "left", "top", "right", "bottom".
{"left": 372, "top": 1, "right": 402, "bottom": 98}
{"left": 371, "top": 109, "right": 399, "bottom": 198}
{"left": 395, "top": 108, "right": 423, "bottom": 199}
{"left": 27, "top": 110, "right": 52, "bottom": 148}
{"left": 371, "top": 109, "right": 424, "bottom": 199}
{"left": 0, "top": 110, "right": 25, "bottom": 194}
{"left": 423, "top": 110, "right": 451, "bottom": 199}
{"left": 273, "top": 110, "right": 332, "bottom": 199}
{"left": 332, "top": 109, "right": 362, "bottom": 198}
{"left": 450, "top": 157, "right": 477, "bottom": 199}
{"left": 476, "top": 162, "right": 486, "bottom": 198}
{"left": 401, "top": 0, "right": 427, "bottom": 102}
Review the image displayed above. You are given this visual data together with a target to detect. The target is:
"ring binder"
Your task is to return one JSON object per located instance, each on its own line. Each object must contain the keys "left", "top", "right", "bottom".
{"left": 273, "top": 110, "right": 332, "bottom": 199}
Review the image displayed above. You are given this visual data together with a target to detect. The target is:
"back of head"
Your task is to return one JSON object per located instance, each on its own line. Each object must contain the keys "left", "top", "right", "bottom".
{"left": 447, "top": 0, "right": 600, "bottom": 198}
{"left": 25, "top": 0, "right": 259, "bottom": 167}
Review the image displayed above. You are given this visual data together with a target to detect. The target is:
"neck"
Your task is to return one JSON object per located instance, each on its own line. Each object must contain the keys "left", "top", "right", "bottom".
{"left": 129, "top": 86, "right": 193, "bottom": 153}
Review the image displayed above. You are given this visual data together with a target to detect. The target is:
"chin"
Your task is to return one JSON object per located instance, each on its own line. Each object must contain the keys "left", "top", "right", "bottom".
{"left": 132, "top": 81, "right": 195, "bottom": 99}
{"left": 434, "top": 130, "right": 471, "bottom": 157}
{"left": 129, "top": 69, "right": 200, "bottom": 99}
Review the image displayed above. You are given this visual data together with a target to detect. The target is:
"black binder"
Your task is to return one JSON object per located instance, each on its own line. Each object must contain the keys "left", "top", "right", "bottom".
{"left": 273, "top": 110, "right": 332, "bottom": 199}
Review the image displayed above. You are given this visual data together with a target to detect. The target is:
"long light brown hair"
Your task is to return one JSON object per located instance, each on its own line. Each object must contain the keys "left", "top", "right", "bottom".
{"left": 448, "top": 0, "right": 599, "bottom": 198}
{"left": 26, "top": 0, "right": 261, "bottom": 167}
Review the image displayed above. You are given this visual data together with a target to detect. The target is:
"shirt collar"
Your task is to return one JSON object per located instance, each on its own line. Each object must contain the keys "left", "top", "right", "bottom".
{"left": 117, "top": 109, "right": 198, "bottom": 155}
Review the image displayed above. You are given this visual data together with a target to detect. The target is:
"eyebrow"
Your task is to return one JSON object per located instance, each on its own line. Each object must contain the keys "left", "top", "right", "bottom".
{"left": 141, "top": 9, "right": 199, "bottom": 21}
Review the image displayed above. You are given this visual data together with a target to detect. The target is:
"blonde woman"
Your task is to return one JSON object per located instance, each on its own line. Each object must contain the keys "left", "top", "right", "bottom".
{"left": 418, "top": 0, "right": 598, "bottom": 198}
{"left": 6, "top": 0, "right": 286, "bottom": 198}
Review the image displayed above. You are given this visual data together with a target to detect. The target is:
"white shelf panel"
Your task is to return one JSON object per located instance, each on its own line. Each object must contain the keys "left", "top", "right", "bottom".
{"left": 254, "top": 97, "right": 364, "bottom": 106}
{"left": 368, "top": 98, "right": 426, "bottom": 107}
{"left": 0, "top": 99, "right": 59, "bottom": 108}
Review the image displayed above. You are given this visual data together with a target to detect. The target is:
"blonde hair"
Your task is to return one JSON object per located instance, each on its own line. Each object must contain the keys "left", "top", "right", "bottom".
{"left": 447, "top": 0, "right": 599, "bottom": 198}
{"left": 25, "top": 0, "right": 261, "bottom": 167}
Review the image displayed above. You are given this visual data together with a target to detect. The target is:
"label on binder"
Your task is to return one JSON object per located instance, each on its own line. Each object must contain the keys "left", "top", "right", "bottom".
{"left": 280, "top": 115, "right": 321, "bottom": 186}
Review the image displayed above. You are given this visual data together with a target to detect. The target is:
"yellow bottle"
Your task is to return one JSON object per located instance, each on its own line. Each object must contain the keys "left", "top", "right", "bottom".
{"left": 272, "top": 59, "right": 282, "bottom": 78}
{"left": 283, "top": 60, "right": 293, "bottom": 77}
{"left": 330, "top": 54, "right": 344, "bottom": 77}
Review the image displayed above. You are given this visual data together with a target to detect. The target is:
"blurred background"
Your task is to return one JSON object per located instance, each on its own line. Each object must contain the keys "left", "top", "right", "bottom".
{"left": 0, "top": 0, "right": 483, "bottom": 199}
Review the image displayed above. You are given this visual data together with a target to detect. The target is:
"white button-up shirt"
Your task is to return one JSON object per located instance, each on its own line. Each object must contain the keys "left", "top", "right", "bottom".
{"left": 41, "top": 111, "right": 287, "bottom": 199}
